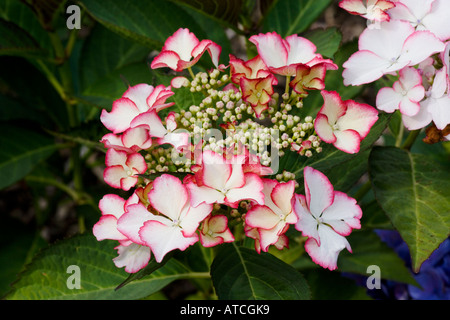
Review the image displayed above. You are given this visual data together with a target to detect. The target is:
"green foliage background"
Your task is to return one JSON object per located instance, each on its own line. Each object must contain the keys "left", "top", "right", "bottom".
{"left": 0, "top": 0, "right": 448, "bottom": 300}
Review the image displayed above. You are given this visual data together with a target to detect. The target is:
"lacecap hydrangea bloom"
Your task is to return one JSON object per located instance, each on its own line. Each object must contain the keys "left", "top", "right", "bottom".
{"left": 94, "top": 27, "right": 377, "bottom": 273}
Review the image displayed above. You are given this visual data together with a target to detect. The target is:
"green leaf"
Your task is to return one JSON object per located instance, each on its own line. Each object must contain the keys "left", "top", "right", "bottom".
{"left": 210, "top": 243, "right": 310, "bottom": 300}
{"left": 320, "top": 149, "right": 370, "bottom": 193}
{"left": 338, "top": 230, "right": 418, "bottom": 285}
{"left": 5, "top": 233, "right": 193, "bottom": 300}
{"left": 369, "top": 146, "right": 450, "bottom": 272}
{"left": 81, "top": 63, "right": 156, "bottom": 109}
{"left": 79, "top": 24, "right": 150, "bottom": 94}
{"left": 21, "top": 0, "right": 64, "bottom": 28}
{"left": 0, "top": 124, "right": 59, "bottom": 190}
{"left": 262, "top": 0, "right": 332, "bottom": 37}
{"left": 0, "top": 94, "right": 49, "bottom": 124}
{"left": 0, "top": 18, "right": 47, "bottom": 59}
{"left": 304, "top": 27, "right": 342, "bottom": 59}
{"left": 0, "top": 56, "right": 68, "bottom": 128}
{"left": 360, "top": 200, "right": 393, "bottom": 230}
{"left": 167, "top": 0, "right": 242, "bottom": 28}
{"left": 0, "top": 0, "right": 52, "bottom": 55}
{"left": 78, "top": 24, "right": 152, "bottom": 109}
{"left": 79, "top": 0, "right": 206, "bottom": 49}
{"left": 0, "top": 216, "right": 47, "bottom": 298}
{"left": 304, "top": 269, "right": 371, "bottom": 300}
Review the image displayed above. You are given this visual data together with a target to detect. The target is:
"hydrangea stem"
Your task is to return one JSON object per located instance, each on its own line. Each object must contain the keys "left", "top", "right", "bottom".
{"left": 285, "top": 76, "right": 291, "bottom": 95}
{"left": 401, "top": 129, "right": 421, "bottom": 150}
{"left": 188, "top": 66, "right": 196, "bottom": 80}
{"left": 353, "top": 179, "right": 372, "bottom": 202}
{"left": 395, "top": 123, "right": 405, "bottom": 147}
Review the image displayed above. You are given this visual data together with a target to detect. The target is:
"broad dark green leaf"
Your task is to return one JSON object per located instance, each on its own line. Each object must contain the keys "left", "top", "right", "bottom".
{"left": 0, "top": 56, "right": 68, "bottom": 128}
{"left": 304, "top": 27, "right": 342, "bottom": 59}
{"left": 369, "top": 146, "right": 450, "bottom": 272}
{"left": 338, "top": 230, "right": 418, "bottom": 285}
{"left": 0, "top": 216, "right": 47, "bottom": 298}
{"left": 0, "top": 0, "right": 52, "bottom": 54}
{"left": 304, "top": 269, "right": 371, "bottom": 300}
{"left": 359, "top": 200, "right": 393, "bottom": 230}
{"left": 0, "top": 124, "right": 59, "bottom": 190}
{"left": 167, "top": 0, "right": 242, "bottom": 27}
{"left": 262, "top": 0, "right": 332, "bottom": 37}
{"left": 79, "top": 0, "right": 206, "bottom": 49}
{"left": 0, "top": 18, "right": 47, "bottom": 59}
{"left": 211, "top": 243, "right": 310, "bottom": 300}
{"left": 0, "top": 94, "right": 49, "bottom": 124}
{"left": 21, "top": 0, "right": 64, "bottom": 28}
{"left": 78, "top": 24, "right": 152, "bottom": 109}
{"left": 79, "top": 24, "right": 150, "bottom": 93}
{"left": 5, "top": 233, "right": 192, "bottom": 300}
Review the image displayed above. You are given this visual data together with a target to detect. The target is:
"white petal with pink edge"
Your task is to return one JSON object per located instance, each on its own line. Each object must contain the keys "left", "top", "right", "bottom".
{"left": 117, "top": 203, "right": 157, "bottom": 246}
{"left": 321, "top": 191, "right": 362, "bottom": 236}
{"left": 336, "top": 100, "right": 378, "bottom": 139}
{"left": 113, "top": 243, "right": 151, "bottom": 273}
{"left": 225, "top": 173, "right": 265, "bottom": 207}
{"left": 245, "top": 205, "right": 280, "bottom": 230}
{"left": 270, "top": 180, "right": 295, "bottom": 215}
{"left": 163, "top": 28, "right": 199, "bottom": 61}
{"left": 304, "top": 225, "right": 351, "bottom": 271}
{"left": 179, "top": 202, "right": 213, "bottom": 236}
{"left": 332, "top": 129, "right": 361, "bottom": 154}
{"left": 148, "top": 174, "right": 189, "bottom": 221}
{"left": 139, "top": 220, "right": 198, "bottom": 263}
{"left": 98, "top": 194, "right": 126, "bottom": 218}
{"left": 93, "top": 215, "right": 128, "bottom": 241}
{"left": 303, "top": 166, "right": 335, "bottom": 217}
{"left": 249, "top": 32, "right": 288, "bottom": 69}
{"left": 314, "top": 113, "right": 336, "bottom": 143}
{"left": 186, "top": 182, "right": 226, "bottom": 207}
{"left": 101, "top": 98, "right": 140, "bottom": 134}
{"left": 122, "top": 84, "right": 154, "bottom": 113}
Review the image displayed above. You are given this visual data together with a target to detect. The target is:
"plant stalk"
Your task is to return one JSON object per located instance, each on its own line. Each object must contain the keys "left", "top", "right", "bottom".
{"left": 401, "top": 129, "right": 421, "bottom": 150}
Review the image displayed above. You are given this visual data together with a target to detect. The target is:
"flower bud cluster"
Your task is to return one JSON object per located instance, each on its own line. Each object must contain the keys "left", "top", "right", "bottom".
{"left": 144, "top": 146, "right": 192, "bottom": 174}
